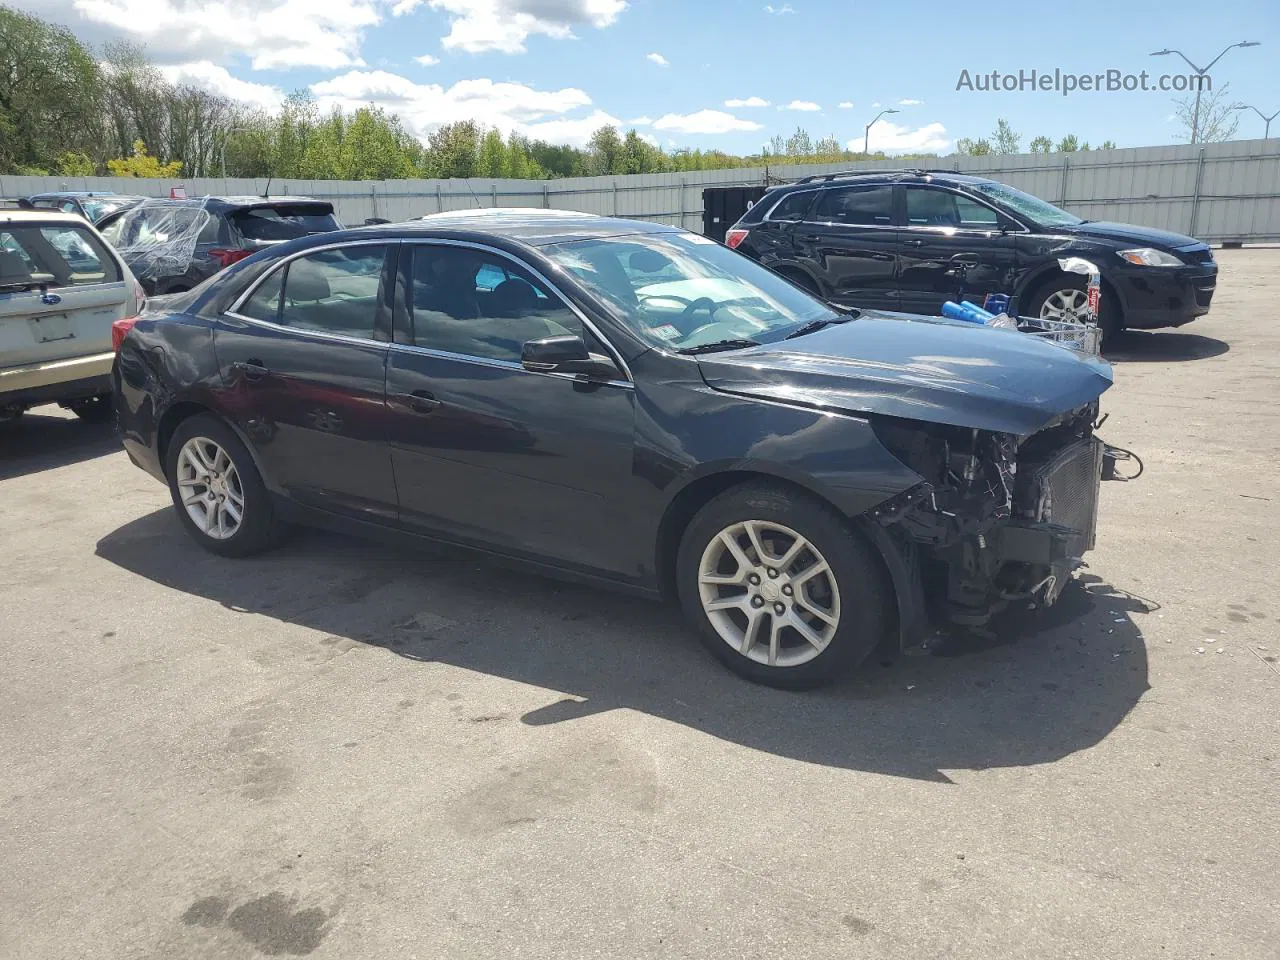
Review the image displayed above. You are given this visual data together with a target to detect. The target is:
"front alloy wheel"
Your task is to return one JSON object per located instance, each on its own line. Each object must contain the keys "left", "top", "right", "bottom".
{"left": 1039, "top": 287, "right": 1090, "bottom": 324}
{"left": 697, "top": 520, "right": 840, "bottom": 667}
{"left": 175, "top": 436, "right": 245, "bottom": 540}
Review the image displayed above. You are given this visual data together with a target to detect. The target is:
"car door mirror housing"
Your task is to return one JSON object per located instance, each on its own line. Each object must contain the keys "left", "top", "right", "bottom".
{"left": 522, "top": 335, "right": 620, "bottom": 379}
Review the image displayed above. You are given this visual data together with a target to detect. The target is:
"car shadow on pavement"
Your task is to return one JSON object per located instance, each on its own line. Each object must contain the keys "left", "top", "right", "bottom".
{"left": 1103, "top": 330, "right": 1229, "bottom": 363}
{"left": 96, "top": 511, "right": 1152, "bottom": 783}
{"left": 0, "top": 410, "right": 120, "bottom": 481}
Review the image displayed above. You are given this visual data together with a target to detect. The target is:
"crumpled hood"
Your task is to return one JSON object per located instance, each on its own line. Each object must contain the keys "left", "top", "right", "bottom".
{"left": 1056, "top": 219, "right": 1205, "bottom": 251}
{"left": 696, "top": 311, "right": 1114, "bottom": 436}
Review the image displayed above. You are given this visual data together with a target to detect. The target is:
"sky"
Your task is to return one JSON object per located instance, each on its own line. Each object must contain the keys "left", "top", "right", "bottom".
{"left": 16, "top": 0, "right": 1280, "bottom": 153}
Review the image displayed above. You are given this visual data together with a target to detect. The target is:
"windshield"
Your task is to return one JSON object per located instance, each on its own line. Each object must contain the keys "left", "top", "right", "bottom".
{"left": 542, "top": 231, "right": 837, "bottom": 351}
{"left": 972, "top": 182, "right": 1082, "bottom": 227}
{"left": 0, "top": 223, "right": 121, "bottom": 290}
{"left": 82, "top": 198, "right": 138, "bottom": 222}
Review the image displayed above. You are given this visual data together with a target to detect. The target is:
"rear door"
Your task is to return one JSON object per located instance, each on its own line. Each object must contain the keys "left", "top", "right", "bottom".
{"left": 0, "top": 220, "right": 131, "bottom": 370}
{"left": 897, "top": 186, "right": 1020, "bottom": 314}
{"left": 216, "top": 241, "right": 398, "bottom": 522}
{"left": 790, "top": 184, "right": 900, "bottom": 308}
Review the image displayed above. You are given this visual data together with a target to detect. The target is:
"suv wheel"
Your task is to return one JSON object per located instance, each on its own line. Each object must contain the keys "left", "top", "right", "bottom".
{"left": 1027, "top": 276, "right": 1120, "bottom": 339}
{"left": 676, "top": 482, "right": 889, "bottom": 688}
{"left": 165, "top": 414, "right": 280, "bottom": 557}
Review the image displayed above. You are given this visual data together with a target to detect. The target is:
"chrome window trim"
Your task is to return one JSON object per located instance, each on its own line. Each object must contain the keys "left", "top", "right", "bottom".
{"left": 222, "top": 310, "right": 389, "bottom": 348}
{"left": 386, "top": 340, "right": 634, "bottom": 390}
{"left": 400, "top": 237, "right": 634, "bottom": 383}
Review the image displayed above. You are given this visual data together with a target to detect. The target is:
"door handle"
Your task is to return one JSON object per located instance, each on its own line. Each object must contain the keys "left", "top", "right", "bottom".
{"left": 903, "top": 238, "right": 926, "bottom": 247}
{"left": 401, "top": 390, "right": 441, "bottom": 414}
{"left": 231, "top": 359, "right": 269, "bottom": 380}
{"left": 950, "top": 253, "right": 981, "bottom": 265}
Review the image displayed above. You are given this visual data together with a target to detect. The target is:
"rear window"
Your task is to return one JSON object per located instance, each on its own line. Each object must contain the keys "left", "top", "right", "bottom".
{"left": 0, "top": 223, "right": 122, "bottom": 290}
{"left": 231, "top": 206, "right": 340, "bottom": 242}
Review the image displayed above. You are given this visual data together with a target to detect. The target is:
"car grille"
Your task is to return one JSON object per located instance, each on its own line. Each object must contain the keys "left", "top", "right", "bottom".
{"left": 1015, "top": 438, "right": 1104, "bottom": 556}
{"left": 1180, "top": 247, "right": 1215, "bottom": 264}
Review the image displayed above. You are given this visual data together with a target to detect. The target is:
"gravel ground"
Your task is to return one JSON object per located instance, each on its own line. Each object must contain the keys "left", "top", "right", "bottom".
{"left": 2, "top": 248, "right": 1277, "bottom": 960}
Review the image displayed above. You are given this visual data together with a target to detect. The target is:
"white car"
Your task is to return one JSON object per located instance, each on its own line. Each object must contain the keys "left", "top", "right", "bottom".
{"left": 0, "top": 207, "right": 144, "bottom": 423}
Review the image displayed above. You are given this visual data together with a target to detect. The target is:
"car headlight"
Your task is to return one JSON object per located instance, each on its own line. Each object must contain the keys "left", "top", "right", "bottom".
{"left": 1117, "top": 247, "right": 1183, "bottom": 267}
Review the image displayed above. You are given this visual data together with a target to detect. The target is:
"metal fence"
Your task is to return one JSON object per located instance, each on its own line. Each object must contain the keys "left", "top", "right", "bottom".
{"left": 3, "top": 137, "right": 1278, "bottom": 242}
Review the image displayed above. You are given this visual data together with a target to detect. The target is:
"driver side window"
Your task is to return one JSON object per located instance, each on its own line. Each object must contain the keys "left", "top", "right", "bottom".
{"left": 408, "top": 245, "right": 583, "bottom": 363}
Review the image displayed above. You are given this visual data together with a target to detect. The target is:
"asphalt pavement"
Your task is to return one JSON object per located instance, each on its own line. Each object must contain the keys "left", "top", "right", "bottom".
{"left": 2, "top": 249, "right": 1277, "bottom": 959}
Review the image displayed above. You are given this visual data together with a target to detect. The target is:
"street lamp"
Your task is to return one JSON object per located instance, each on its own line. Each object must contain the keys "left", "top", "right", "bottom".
{"left": 1150, "top": 41, "right": 1260, "bottom": 143}
{"left": 1235, "top": 104, "right": 1279, "bottom": 138}
{"left": 864, "top": 108, "right": 899, "bottom": 157}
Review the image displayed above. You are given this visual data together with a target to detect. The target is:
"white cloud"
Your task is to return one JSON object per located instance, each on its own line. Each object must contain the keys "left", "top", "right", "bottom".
{"left": 628, "top": 115, "right": 653, "bottom": 125}
{"left": 521, "top": 109, "right": 622, "bottom": 146}
{"left": 414, "top": 53, "right": 440, "bottom": 65}
{"left": 781, "top": 99, "right": 820, "bottom": 111}
{"left": 428, "top": 0, "right": 627, "bottom": 54}
{"left": 646, "top": 52, "right": 668, "bottom": 66}
{"left": 49, "top": 0, "right": 385, "bottom": 69}
{"left": 310, "top": 69, "right": 617, "bottom": 145}
{"left": 871, "top": 101, "right": 881, "bottom": 108}
{"left": 725, "top": 96, "right": 770, "bottom": 108}
{"left": 846, "top": 120, "right": 950, "bottom": 154}
{"left": 764, "top": 3, "right": 794, "bottom": 12}
{"left": 898, "top": 98, "right": 922, "bottom": 106}
{"left": 638, "top": 131, "right": 659, "bottom": 147}
{"left": 837, "top": 101, "right": 854, "bottom": 109}
{"left": 651, "top": 110, "right": 763, "bottom": 135}
{"left": 392, "top": 0, "right": 423, "bottom": 11}
{"left": 157, "top": 60, "right": 284, "bottom": 110}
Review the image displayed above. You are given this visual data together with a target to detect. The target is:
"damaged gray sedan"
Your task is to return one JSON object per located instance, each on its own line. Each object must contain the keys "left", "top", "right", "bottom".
{"left": 113, "top": 213, "right": 1129, "bottom": 688}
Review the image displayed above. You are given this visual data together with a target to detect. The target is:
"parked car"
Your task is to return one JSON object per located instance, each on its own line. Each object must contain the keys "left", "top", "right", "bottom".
{"left": 113, "top": 210, "right": 1118, "bottom": 688}
{"left": 725, "top": 170, "right": 1218, "bottom": 337}
{"left": 96, "top": 196, "right": 342, "bottom": 296}
{"left": 24, "top": 191, "right": 145, "bottom": 225}
{"left": 1, "top": 206, "right": 143, "bottom": 423}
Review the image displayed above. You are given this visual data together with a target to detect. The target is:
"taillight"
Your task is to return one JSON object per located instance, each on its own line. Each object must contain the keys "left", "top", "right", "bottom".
{"left": 112, "top": 316, "right": 139, "bottom": 352}
{"left": 724, "top": 228, "right": 749, "bottom": 250}
{"left": 210, "top": 248, "right": 252, "bottom": 269}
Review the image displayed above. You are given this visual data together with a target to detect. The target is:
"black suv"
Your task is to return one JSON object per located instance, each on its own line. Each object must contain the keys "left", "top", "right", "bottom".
{"left": 726, "top": 170, "right": 1217, "bottom": 336}
{"left": 96, "top": 196, "right": 342, "bottom": 296}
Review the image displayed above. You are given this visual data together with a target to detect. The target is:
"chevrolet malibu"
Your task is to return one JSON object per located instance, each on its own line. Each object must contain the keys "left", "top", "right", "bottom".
{"left": 112, "top": 211, "right": 1117, "bottom": 688}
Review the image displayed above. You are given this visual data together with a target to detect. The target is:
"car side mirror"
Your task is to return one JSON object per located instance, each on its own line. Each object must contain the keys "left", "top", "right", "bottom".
{"left": 521, "top": 335, "right": 620, "bottom": 380}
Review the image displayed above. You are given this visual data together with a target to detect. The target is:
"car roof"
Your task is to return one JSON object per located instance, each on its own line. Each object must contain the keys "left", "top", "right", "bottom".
{"left": 774, "top": 169, "right": 997, "bottom": 191}
{"left": 0, "top": 208, "right": 97, "bottom": 225}
{"left": 391, "top": 209, "right": 680, "bottom": 246}
{"left": 27, "top": 191, "right": 125, "bottom": 199}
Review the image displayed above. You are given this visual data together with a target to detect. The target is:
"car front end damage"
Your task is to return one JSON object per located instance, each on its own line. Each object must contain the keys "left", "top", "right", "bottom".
{"left": 867, "top": 403, "right": 1133, "bottom": 639}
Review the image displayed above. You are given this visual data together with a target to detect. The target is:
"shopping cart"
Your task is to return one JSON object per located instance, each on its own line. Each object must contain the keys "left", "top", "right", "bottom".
{"left": 1015, "top": 316, "right": 1103, "bottom": 357}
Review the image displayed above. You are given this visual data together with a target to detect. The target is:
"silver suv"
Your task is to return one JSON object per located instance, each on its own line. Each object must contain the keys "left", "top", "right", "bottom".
{"left": 0, "top": 207, "right": 143, "bottom": 423}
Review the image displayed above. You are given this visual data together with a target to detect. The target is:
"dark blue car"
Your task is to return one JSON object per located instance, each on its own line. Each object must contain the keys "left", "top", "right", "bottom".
{"left": 112, "top": 210, "right": 1119, "bottom": 688}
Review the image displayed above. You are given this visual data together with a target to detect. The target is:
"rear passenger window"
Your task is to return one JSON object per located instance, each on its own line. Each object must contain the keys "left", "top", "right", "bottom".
{"left": 813, "top": 186, "right": 894, "bottom": 226}
{"left": 274, "top": 246, "right": 388, "bottom": 340}
{"left": 768, "top": 191, "right": 815, "bottom": 222}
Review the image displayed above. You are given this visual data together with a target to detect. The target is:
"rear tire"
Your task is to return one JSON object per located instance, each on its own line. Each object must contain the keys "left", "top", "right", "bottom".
{"left": 676, "top": 482, "right": 890, "bottom": 689}
{"left": 68, "top": 393, "right": 113, "bottom": 424}
{"left": 165, "top": 414, "right": 279, "bottom": 557}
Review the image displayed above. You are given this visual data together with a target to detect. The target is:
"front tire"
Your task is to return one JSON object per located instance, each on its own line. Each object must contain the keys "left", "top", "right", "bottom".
{"left": 676, "top": 483, "right": 890, "bottom": 688}
{"left": 1026, "top": 275, "right": 1121, "bottom": 340}
{"left": 165, "top": 414, "right": 279, "bottom": 557}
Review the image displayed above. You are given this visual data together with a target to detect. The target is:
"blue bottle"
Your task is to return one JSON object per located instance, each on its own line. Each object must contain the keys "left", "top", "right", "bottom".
{"left": 941, "top": 300, "right": 995, "bottom": 325}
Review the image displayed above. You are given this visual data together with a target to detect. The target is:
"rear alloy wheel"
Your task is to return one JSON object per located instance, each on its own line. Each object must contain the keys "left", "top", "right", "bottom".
{"left": 165, "top": 414, "right": 279, "bottom": 557}
{"left": 68, "top": 393, "right": 114, "bottom": 424}
{"left": 677, "top": 483, "right": 889, "bottom": 688}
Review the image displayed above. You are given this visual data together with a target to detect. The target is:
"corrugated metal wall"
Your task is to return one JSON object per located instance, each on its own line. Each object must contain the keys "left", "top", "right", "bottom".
{"left": 3, "top": 138, "right": 1278, "bottom": 241}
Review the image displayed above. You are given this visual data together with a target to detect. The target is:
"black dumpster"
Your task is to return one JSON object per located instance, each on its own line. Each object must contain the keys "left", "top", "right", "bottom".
{"left": 702, "top": 186, "right": 767, "bottom": 242}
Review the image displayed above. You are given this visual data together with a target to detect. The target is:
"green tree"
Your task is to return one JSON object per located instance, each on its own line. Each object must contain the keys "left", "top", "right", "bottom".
{"left": 954, "top": 137, "right": 992, "bottom": 156}
{"left": 0, "top": 6, "right": 103, "bottom": 174}
{"left": 587, "top": 125, "right": 623, "bottom": 175}
{"left": 991, "top": 118, "right": 1020, "bottom": 154}
{"left": 785, "top": 127, "right": 813, "bottom": 157}
{"left": 107, "top": 139, "right": 182, "bottom": 177}
{"left": 1029, "top": 135, "right": 1054, "bottom": 153}
{"left": 1098, "top": 140, "right": 1117, "bottom": 150}
{"left": 476, "top": 128, "right": 509, "bottom": 178}
{"left": 1056, "top": 133, "right": 1080, "bottom": 152}
{"left": 425, "top": 121, "right": 480, "bottom": 178}
{"left": 56, "top": 151, "right": 95, "bottom": 175}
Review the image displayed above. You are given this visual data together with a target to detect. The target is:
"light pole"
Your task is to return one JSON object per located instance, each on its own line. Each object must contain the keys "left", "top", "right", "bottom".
{"left": 1150, "top": 41, "right": 1260, "bottom": 143}
{"left": 1235, "top": 104, "right": 1279, "bottom": 138}
{"left": 864, "top": 108, "right": 899, "bottom": 157}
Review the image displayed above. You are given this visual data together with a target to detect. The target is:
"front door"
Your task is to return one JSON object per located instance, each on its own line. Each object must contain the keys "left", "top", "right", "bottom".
{"left": 791, "top": 184, "right": 900, "bottom": 309}
{"left": 384, "top": 241, "right": 636, "bottom": 576}
{"left": 215, "top": 242, "right": 398, "bottom": 522}
{"left": 897, "top": 186, "right": 1021, "bottom": 315}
